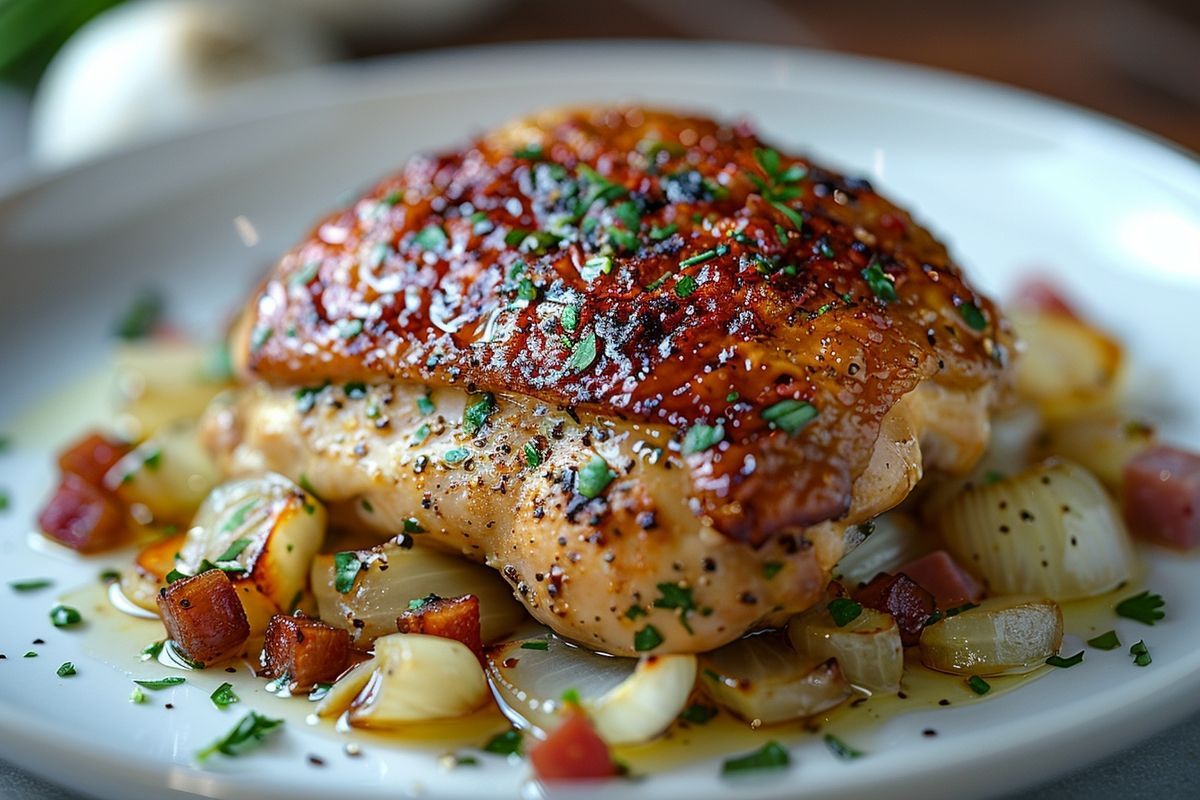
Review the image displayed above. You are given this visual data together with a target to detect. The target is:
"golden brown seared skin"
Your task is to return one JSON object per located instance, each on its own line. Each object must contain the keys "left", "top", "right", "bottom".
{"left": 237, "top": 107, "right": 1009, "bottom": 544}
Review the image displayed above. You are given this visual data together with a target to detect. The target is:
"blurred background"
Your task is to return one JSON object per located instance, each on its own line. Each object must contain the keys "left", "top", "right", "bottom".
{"left": 0, "top": 0, "right": 1196, "bottom": 179}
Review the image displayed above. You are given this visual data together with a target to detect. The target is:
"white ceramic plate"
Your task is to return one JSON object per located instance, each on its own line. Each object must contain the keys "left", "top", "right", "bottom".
{"left": 1, "top": 41, "right": 1198, "bottom": 800}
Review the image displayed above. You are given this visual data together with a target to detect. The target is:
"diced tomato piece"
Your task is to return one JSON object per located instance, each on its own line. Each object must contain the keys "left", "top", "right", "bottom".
{"left": 898, "top": 550, "right": 983, "bottom": 609}
{"left": 1011, "top": 277, "right": 1079, "bottom": 319}
{"left": 56, "top": 432, "right": 130, "bottom": 488}
{"left": 37, "top": 473, "right": 126, "bottom": 553}
{"left": 157, "top": 569, "right": 250, "bottom": 665}
{"left": 1123, "top": 445, "right": 1200, "bottom": 550}
{"left": 530, "top": 713, "right": 616, "bottom": 781}
{"left": 854, "top": 572, "right": 935, "bottom": 647}
{"left": 396, "top": 594, "right": 483, "bottom": 662}
{"left": 262, "top": 612, "right": 351, "bottom": 689}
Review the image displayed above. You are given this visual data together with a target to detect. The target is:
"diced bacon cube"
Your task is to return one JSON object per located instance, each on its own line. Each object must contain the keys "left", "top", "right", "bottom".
{"left": 1122, "top": 445, "right": 1200, "bottom": 550}
{"left": 898, "top": 550, "right": 983, "bottom": 609}
{"left": 261, "top": 612, "right": 352, "bottom": 689}
{"left": 530, "top": 713, "right": 616, "bottom": 781}
{"left": 396, "top": 594, "right": 483, "bottom": 662}
{"left": 57, "top": 432, "right": 130, "bottom": 488}
{"left": 854, "top": 572, "right": 935, "bottom": 647}
{"left": 156, "top": 569, "right": 250, "bottom": 665}
{"left": 37, "top": 473, "right": 126, "bottom": 553}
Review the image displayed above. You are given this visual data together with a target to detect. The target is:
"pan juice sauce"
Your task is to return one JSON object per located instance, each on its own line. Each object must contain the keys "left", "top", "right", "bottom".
{"left": 61, "top": 573, "right": 1129, "bottom": 777}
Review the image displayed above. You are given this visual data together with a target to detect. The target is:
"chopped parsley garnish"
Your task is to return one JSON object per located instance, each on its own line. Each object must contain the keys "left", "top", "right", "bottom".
{"left": 333, "top": 552, "right": 363, "bottom": 594}
{"left": 50, "top": 604, "right": 82, "bottom": 628}
{"left": 945, "top": 602, "right": 980, "bottom": 617}
{"left": 412, "top": 224, "right": 448, "bottom": 251}
{"left": 295, "top": 382, "right": 328, "bottom": 413}
{"left": 250, "top": 326, "right": 273, "bottom": 352}
{"left": 411, "top": 424, "right": 431, "bottom": 445}
{"left": 344, "top": 382, "right": 367, "bottom": 399}
{"left": 682, "top": 423, "right": 724, "bottom": 455}
{"left": 1087, "top": 630, "right": 1121, "bottom": 651}
{"left": 520, "top": 640, "right": 550, "bottom": 651}
{"left": 196, "top": 711, "right": 284, "bottom": 762}
{"left": 130, "top": 686, "right": 147, "bottom": 704}
{"left": 23, "top": 651, "right": 36, "bottom": 658}
{"left": 633, "top": 624, "right": 664, "bottom": 652}
{"left": 516, "top": 278, "right": 538, "bottom": 302}
{"left": 624, "top": 604, "right": 647, "bottom": 620}
{"left": 141, "top": 640, "right": 165, "bottom": 661}
{"left": 721, "top": 741, "right": 790, "bottom": 775}
{"left": 290, "top": 260, "right": 320, "bottom": 287}
{"left": 654, "top": 582, "right": 697, "bottom": 633}
{"left": 561, "top": 304, "right": 580, "bottom": 332}
{"left": 770, "top": 200, "right": 804, "bottom": 231}
{"left": 649, "top": 223, "right": 678, "bottom": 241}
{"left": 9, "top": 578, "right": 52, "bottom": 592}
{"left": 1116, "top": 591, "right": 1165, "bottom": 625}
{"left": 482, "top": 729, "right": 522, "bottom": 756}
{"left": 1046, "top": 651, "right": 1084, "bottom": 669}
{"left": 403, "top": 518, "right": 425, "bottom": 534}
{"left": 513, "top": 143, "right": 543, "bottom": 160}
{"left": 523, "top": 441, "right": 542, "bottom": 468}
{"left": 958, "top": 302, "right": 987, "bottom": 330}
{"left": 507, "top": 229, "right": 561, "bottom": 254}
{"left": 165, "top": 569, "right": 190, "bottom": 584}
{"left": 408, "top": 593, "right": 442, "bottom": 611}
{"left": 679, "top": 245, "right": 728, "bottom": 268}
{"left": 726, "top": 391, "right": 740, "bottom": 402}
{"left": 214, "top": 537, "right": 252, "bottom": 562}
{"left": 823, "top": 734, "right": 863, "bottom": 760}
{"left": 862, "top": 261, "right": 898, "bottom": 302}
{"left": 560, "top": 687, "right": 582, "bottom": 706}
{"left": 56, "top": 662, "right": 76, "bottom": 678}
{"left": 763, "top": 562, "right": 783, "bottom": 580}
{"left": 761, "top": 399, "right": 818, "bottom": 434}
{"left": 1130, "top": 640, "right": 1152, "bottom": 667}
{"left": 417, "top": 394, "right": 436, "bottom": 415}
{"left": 827, "top": 598, "right": 862, "bottom": 627}
{"left": 444, "top": 446, "right": 471, "bottom": 464}
{"left": 967, "top": 675, "right": 991, "bottom": 695}
{"left": 579, "top": 255, "right": 613, "bottom": 282}
{"left": 99, "top": 569, "right": 121, "bottom": 583}
{"left": 114, "top": 290, "right": 163, "bottom": 340}
{"left": 336, "top": 318, "right": 364, "bottom": 339}
{"left": 675, "top": 274, "right": 698, "bottom": 299}
{"left": 607, "top": 227, "right": 639, "bottom": 252}
{"left": 576, "top": 455, "right": 616, "bottom": 499}
{"left": 134, "top": 677, "right": 186, "bottom": 690}
{"left": 211, "top": 682, "right": 240, "bottom": 708}
{"left": 680, "top": 703, "right": 718, "bottom": 724}
{"left": 566, "top": 331, "right": 599, "bottom": 373}
{"left": 462, "top": 392, "right": 496, "bottom": 436}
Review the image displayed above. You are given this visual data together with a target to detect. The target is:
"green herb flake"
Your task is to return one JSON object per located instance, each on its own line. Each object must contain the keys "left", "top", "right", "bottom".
{"left": 308, "top": 683, "right": 333, "bottom": 702}
{"left": 560, "top": 688, "right": 582, "bottom": 707}
{"left": 482, "top": 729, "right": 522, "bottom": 757}
{"left": 336, "top": 318, "right": 364, "bottom": 339}
{"left": 114, "top": 290, "right": 163, "bottom": 340}
{"left": 130, "top": 686, "right": 147, "bottom": 704}
{"left": 443, "top": 446, "right": 471, "bottom": 465}
{"left": 763, "top": 562, "right": 783, "bottom": 580}
{"left": 523, "top": 441, "right": 543, "bottom": 468}
{"left": 959, "top": 302, "right": 987, "bottom": 331}
{"left": 1046, "top": 651, "right": 1084, "bottom": 669}
{"left": 561, "top": 304, "right": 580, "bottom": 332}
{"left": 134, "top": 676, "right": 186, "bottom": 690}
{"left": 513, "top": 143, "right": 543, "bottom": 160}
{"left": 164, "top": 569, "right": 189, "bottom": 584}
{"left": 654, "top": 582, "right": 697, "bottom": 633}
{"left": 463, "top": 393, "right": 496, "bottom": 436}
{"left": 211, "top": 682, "right": 240, "bottom": 709}
{"left": 23, "top": 651, "right": 36, "bottom": 658}
{"left": 333, "top": 551, "right": 363, "bottom": 594}
{"left": 411, "top": 424, "right": 431, "bottom": 445}
{"left": 566, "top": 331, "right": 599, "bottom": 373}
{"left": 761, "top": 399, "right": 818, "bottom": 434}
{"left": 862, "top": 261, "right": 898, "bottom": 303}
{"left": 1130, "top": 640, "right": 1152, "bottom": 667}
{"left": 290, "top": 260, "right": 320, "bottom": 287}
{"left": 675, "top": 274, "right": 699, "bottom": 299}
{"left": 195, "top": 711, "right": 284, "bottom": 762}
{"left": 407, "top": 593, "right": 442, "bottom": 611}
{"left": 624, "top": 604, "right": 647, "bottom": 621}
{"left": 413, "top": 224, "right": 449, "bottom": 251}
{"left": 721, "top": 740, "right": 790, "bottom": 775}
{"left": 1116, "top": 590, "right": 1165, "bottom": 625}
{"left": 679, "top": 247, "right": 726, "bottom": 268}
{"left": 417, "top": 394, "right": 436, "bottom": 415}
{"left": 770, "top": 200, "right": 804, "bottom": 231}
{"left": 56, "top": 662, "right": 76, "bottom": 678}
{"left": 823, "top": 733, "right": 863, "bottom": 760}
{"left": 250, "top": 326, "right": 273, "bottom": 353}
{"left": 680, "top": 703, "right": 718, "bottom": 724}
{"left": 944, "top": 602, "right": 979, "bottom": 617}
{"left": 967, "top": 675, "right": 991, "bottom": 695}
{"left": 9, "top": 578, "right": 53, "bottom": 592}
{"left": 1087, "top": 630, "right": 1121, "bottom": 651}
{"left": 141, "top": 640, "right": 165, "bottom": 662}
{"left": 50, "top": 604, "right": 82, "bottom": 628}
{"left": 100, "top": 569, "right": 121, "bottom": 583}
{"left": 403, "top": 518, "right": 425, "bottom": 534}
{"left": 827, "top": 598, "right": 862, "bottom": 627}
{"left": 649, "top": 223, "right": 678, "bottom": 241}
{"left": 682, "top": 423, "right": 724, "bottom": 455}
{"left": 520, "top": 640, "right": 550, "bottom": 651}
{"left": 634, "top": 624, "right": 664, "bottom": 652}
{"left": 576, "top": 455, "right": 616, "bottom": 499}
{"left": 214, "top": 537, "right": 252, "bottom": 562}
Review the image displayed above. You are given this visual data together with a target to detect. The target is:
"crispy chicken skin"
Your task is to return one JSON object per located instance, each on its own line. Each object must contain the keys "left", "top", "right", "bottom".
{"left": 210, "top": 107, "right": 1010, "bottom": 655}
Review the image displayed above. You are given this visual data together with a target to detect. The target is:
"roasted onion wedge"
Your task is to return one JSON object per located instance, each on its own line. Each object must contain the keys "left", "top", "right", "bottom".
{"left": 487, "top": 635, "right": 696, "bottom": 745}
{"left": 699, "top": 632, "right": 852, "bottom": 724}
{"left": 919, "top": 596, "right": 1063, "bottom": 676}
{"left": 1010, "top": 309, "right": 1124, "bottom": 419}
{"left": 105, "top": 421, "right": 220, "bottom": 526}
{"left": 788, "top": 606, "right": 903, "bottom": 694}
